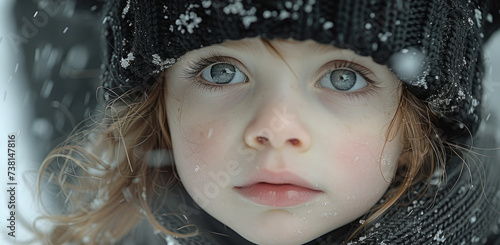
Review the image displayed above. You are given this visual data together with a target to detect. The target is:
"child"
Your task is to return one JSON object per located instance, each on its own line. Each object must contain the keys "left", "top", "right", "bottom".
{"left": 38, "top": 0, "right": 500, "bottom": 244}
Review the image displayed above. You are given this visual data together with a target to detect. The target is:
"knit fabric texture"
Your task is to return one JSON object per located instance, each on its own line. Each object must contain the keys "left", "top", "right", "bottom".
{"left": 336, "top": 144, "right": 500, "bottom": 244}
{"left": 102, "top": 0, "right": 492, "bottom": 139}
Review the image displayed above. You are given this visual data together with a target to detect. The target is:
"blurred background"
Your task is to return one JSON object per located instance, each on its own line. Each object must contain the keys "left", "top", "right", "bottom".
{"left": 0, "top": 0, "right": 102, "bottom": 244}
{"left": 0, "top": 0, "right": 499, "bottom": 244}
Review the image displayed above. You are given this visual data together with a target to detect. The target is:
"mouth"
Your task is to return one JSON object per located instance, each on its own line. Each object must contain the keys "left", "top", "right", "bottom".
{"left": 234, "top": 183, "right": 322, "bottom": 207}
{"left": 234, "top": 171, "right": 322, "bottom": 207}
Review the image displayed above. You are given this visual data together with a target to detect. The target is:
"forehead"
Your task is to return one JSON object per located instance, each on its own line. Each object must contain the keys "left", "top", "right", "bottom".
{"left": 221, "top": 38, "right": 337, "bottom": 52}
{"left": 185, "top": 38, "right": 363, "bottom": 61}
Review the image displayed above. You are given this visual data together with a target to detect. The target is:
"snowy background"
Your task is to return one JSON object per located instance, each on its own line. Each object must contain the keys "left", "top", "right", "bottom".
{"left": 0, "top": 1, "right": 499, "bottom": 244}
{"left": 0, "top": 1, "right": 101, "bottom": 244}
{"left": 1, "top": 1, "right": 42, "bottom": 244}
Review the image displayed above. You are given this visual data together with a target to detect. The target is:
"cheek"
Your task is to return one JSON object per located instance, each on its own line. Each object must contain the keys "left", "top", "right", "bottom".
{"left": 337, "top": 139, "right": 390, "bottom": 176}
{"left": 168, "top": 106, "right": 238, "bottom": 195}
{"left": 330, "top": 134, "right": 401, "bottom": 201}
{"left": 172, "top": 119, "right": 229, "bottom": 170}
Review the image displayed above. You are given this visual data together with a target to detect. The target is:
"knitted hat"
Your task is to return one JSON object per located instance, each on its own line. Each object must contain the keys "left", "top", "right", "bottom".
{"left": 101, "top": 0, "right": 497, "bottom": 141}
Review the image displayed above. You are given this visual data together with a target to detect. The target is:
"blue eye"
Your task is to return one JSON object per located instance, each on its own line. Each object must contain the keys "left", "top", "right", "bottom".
{"left": 318, "top": 69, "right": 368, "bottom": 92}
{"left": 201, "top": 63, "right": 247, "bottom": 84}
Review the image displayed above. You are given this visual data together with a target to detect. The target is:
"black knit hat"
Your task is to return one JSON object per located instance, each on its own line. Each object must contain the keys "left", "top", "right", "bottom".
{"left": 101, "top": 0, "right": 497, "bottom": 140}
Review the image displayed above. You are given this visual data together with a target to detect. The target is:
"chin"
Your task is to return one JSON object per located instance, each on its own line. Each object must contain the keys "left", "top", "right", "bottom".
{"left": 227, "top": 210, "right": 334, "bottom": 245}
{"left": 240, "top": 230, "right": 322, "bottom": 245}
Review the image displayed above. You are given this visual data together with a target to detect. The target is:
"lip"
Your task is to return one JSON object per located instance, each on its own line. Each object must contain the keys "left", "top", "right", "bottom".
{"left": 234, "top": 170, "right": 322, "bottom": 207}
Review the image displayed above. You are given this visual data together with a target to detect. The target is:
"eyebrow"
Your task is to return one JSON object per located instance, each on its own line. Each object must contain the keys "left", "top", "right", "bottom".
{"left": 217, "top": 38, "right": 264, "bottom": 53}
{"left": 215, "top": 38, "right": 343, "bottom": 58}
{"left": 309, "top": 42, "right": 340, "bottom": 54}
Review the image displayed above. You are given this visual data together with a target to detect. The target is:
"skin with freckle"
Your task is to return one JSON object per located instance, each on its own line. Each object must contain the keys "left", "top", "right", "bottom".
{"left": 166, "top": 38, "right": 403, "bottom": 245}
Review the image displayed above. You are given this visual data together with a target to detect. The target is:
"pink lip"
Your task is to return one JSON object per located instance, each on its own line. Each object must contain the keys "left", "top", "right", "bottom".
{"left": 234, "top": 171, "right": 322, "bottom": 207}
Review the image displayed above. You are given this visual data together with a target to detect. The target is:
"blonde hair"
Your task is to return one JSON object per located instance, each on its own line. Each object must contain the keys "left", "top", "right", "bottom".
{"left": 347, "top": 87, "right": 446, "bottom": 241}
{"left": 36, "top": 78, "right": 446, "bottom": 244}
{"left": 36, "top": 80, "right": 188, "bottom": 244}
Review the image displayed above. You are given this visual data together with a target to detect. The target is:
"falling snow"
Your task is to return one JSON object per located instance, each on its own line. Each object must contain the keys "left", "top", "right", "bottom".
{"left": 471, "top": 216, "right": 477, "bottom": 224}
{"left": 122, "top": 187, "right": 133, "bottom": 202}
{"left": 323, "top": 21, "right": 334, "bottom": 30}
{"left": 207, "top": 128, "right": 213, "bottom": 139}
{"left": 222, "top": 0, "right": 258, "bottom": 28}
{"left": 90, "top": 188, "right": 109, "bottom": 210}
{"left": 120, "top": 52, "right": 135, "bottom": 69}
{"left": 389, "top": 47, "right": 428, "bottom": 88}
{"left": 147, "top": 149, "right": 172, "bottom": 166}
{"left": 142, "top": 187, "right": 147, "bottom": 200}
{"left": 433, "top": 230, "right": 446, "bottom": 243}
{"left": 475, "top": 9, "right": 483, "bottom": 27}
{"left": 175, "top": 4, "right": 202, "bottom": 34}
{"left": 166, "top": 235, "right": 180, "bottom": 245}
{"left": 122, "top": 0, "right": 131, "bottom": 19}
{"left": 487, "top": 13, "right": 493, "bottom": 23}
{"left": 378, "top": 32, "right": 392, "bottom": 42}
{"left": 202, "top": 0, "right": 212, "bottom": 8}
{"left": 152, "top": 54, "right": 177, "bottom": 70}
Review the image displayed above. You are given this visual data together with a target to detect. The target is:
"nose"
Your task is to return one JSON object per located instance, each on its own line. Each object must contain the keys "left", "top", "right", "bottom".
{"left": 244, "top": 105, "right": 311, "bottom": 152}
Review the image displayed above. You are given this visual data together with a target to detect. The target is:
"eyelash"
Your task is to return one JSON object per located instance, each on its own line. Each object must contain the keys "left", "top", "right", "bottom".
{"left": 181, "top": 55, "right": 245, "bottom": 92}
{"left": 182, "top": 55, "right": 379, "bottom": 96}
{"left": 319, "top": 61, "right": 379, "bottom": 100}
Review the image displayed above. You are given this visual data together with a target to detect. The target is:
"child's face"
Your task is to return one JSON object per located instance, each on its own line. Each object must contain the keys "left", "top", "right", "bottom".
{"left": 165, "top": 38, "right": 403, "bottom": 245}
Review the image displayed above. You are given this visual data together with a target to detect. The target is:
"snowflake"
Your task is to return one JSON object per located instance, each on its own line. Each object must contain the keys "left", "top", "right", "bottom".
{"left": 120, "top": 52, "right": 135, "bottom": 69}
{"left": 175, "top": 4, "right": 202, "bottom": 34}
{"left": 152, "top": 54, "right": 177, "bottom": 70}
{"left": 223, "top": 0, "right": 258, "bottom": 29}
